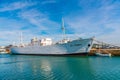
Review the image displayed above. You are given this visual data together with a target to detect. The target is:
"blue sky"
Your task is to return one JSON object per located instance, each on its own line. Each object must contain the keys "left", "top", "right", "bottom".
{"left": 0, "top": 0, "right": 120, "bottom": 46}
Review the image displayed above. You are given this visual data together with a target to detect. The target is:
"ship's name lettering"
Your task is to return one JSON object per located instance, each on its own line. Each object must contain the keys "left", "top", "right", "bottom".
{"left": 70, "top": 44, "right": 81, "bottom": 47}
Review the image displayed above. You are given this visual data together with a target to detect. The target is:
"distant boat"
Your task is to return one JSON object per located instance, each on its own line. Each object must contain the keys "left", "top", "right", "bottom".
{"left": 0, "top": 48, "right": 8, "bottom": 54}
{"left": 94, "top": 44, "right": 111, "bottom": 57}
{"left": 0, "top": 51, "right": 7, "bottom": 54}
{"left": 95, "top": 52, "right": 111, "bottom": 57}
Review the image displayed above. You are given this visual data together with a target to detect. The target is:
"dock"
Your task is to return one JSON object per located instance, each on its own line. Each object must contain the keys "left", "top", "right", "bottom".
{"left": 88, "top": 39, "right": 120, "bottom": 56}
{"left": 89, "top": 48, "right": 120, "bottom": 56}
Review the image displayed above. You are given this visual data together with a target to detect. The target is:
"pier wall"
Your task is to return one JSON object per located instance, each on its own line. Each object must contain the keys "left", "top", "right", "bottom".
{"left": 89, "top": 49, "right": 120, "bottom": 56}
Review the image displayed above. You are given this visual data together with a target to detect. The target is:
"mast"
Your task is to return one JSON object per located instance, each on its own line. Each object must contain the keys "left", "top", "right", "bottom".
{"left": 61, "top": 18, "right": 66, "bottom": 39}
{"left": 20, "top": 32, "right": 23, "bottom": 45}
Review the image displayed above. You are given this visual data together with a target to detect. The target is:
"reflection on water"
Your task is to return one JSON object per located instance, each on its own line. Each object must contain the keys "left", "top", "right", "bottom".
{"left": 0, "top": 54, "right": 120, "bottom": 80}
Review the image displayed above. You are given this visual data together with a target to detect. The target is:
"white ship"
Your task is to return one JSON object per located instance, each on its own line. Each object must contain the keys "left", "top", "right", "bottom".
{"left": 10, "top": 19, "right": 94, "bottom": 55}
{"left": 11, "top": 37, "right": 94, "bottom": 55}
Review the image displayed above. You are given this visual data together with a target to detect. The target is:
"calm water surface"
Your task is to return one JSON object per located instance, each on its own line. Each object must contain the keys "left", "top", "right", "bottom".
{"left": 0, "top": 54, "right": 120, "bottom": 80}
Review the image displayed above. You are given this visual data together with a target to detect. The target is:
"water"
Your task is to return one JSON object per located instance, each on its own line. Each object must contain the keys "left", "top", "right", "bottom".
{"left": 0, "top": 54, "right": 120, "bottom": 80}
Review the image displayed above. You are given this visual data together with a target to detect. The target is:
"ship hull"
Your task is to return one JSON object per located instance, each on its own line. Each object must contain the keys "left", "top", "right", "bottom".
{"left": 11, "top": 38, "right": 93, "bottom": 55}
{"left": 11, "top": 52, "right": 88, "bottom": 56}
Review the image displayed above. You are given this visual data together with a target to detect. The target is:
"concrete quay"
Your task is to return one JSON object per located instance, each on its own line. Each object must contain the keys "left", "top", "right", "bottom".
{"left": 89, "top": 49, "right": 120, "bottom": 56}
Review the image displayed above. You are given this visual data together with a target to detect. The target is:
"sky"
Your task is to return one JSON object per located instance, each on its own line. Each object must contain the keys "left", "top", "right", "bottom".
{"left": 0, "top": 0, "right": 120, "bottom": 46}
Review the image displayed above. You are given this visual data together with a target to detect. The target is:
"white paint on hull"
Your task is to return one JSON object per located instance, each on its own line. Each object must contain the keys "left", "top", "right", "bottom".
{"left": 11, "top": 38, "right": 93, "bottom": 55}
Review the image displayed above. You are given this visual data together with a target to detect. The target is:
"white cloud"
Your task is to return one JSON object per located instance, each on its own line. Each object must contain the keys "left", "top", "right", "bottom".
{"left": 19, "top": 9, "right": 47, "bottom": 30}
{"left": 64, "top": 0, "right": 120, "bottom": 46}
{"left": 0, "top": 0, "right": 120, "bottom": 46}
{"left": 0, "top": 8, "right": 60, "bottom": 45}
{"left": 41, "top": 0, "right": 57, "bottom": 5}
{"left": 0, "top": 17, "right": 25, "bottom": 30}
{"left": 0, "top": 29, "right": 40, "bottom": 46}
{"left": 0, "top": 17, "right": 39, "bottom": 46}
{"left": 0, "top": 1, "right": 36, "bottom": 12}
{"left": 18, "top": 9, "right": 60, "bottom": 34}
